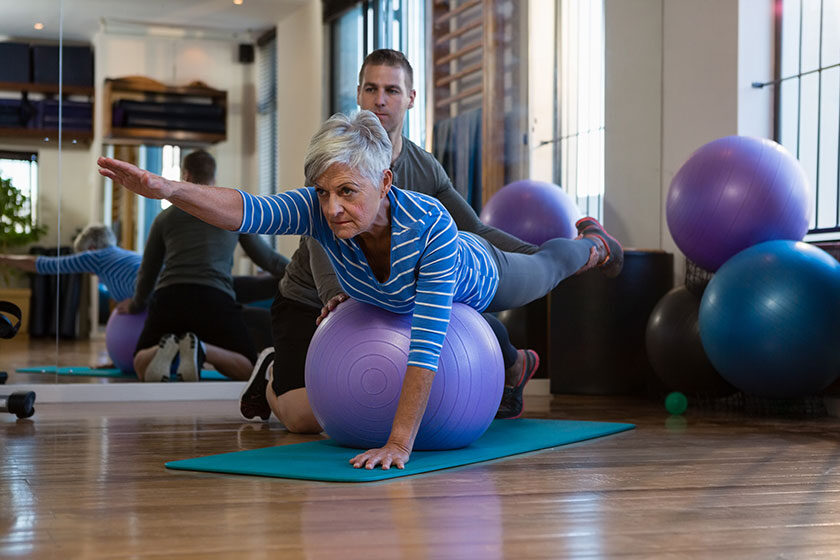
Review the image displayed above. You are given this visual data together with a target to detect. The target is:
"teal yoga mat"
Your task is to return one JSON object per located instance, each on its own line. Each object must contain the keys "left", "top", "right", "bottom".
{"left": 166, "top": 418, "right": 634, "bottom": 482}
{"left": 16, "top": 366, "right": 229, "bottom": 380}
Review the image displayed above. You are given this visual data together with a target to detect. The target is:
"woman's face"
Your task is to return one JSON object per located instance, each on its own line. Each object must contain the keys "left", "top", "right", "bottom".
{"left": 314, "top": 163, "right": 391, "bottom": 239}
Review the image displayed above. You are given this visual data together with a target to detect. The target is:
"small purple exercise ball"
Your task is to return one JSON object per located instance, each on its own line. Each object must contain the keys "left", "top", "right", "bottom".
{"left": 480, "top": 179, "right": 581, "bottom": 245}
{"left": 105, "top": 308, "right": 148, "bottom": 374}
{"left": 305, "top": 300, "right": 504, "bottom": 450}
{"left": 666, "top": 136, "right": 812, "bottom": 271}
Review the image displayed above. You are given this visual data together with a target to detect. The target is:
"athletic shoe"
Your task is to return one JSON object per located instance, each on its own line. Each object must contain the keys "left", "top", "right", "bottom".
{"left": 575, "top": 217, "right": 624, "bottom": 278}
{"left": 239, "top": 347, "right": 275, "bottom": 422}
{"left": 145, "top": 334, "right": 179, "bottom": 382}
{"left": 175, "top": 332, "right": 205, "bottom": 382}
{"left": 496, "top": 349, "right": 540, "bottom": 419}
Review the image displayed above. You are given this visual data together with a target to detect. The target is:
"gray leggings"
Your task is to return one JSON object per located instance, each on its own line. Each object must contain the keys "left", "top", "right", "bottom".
{"left": 481, "top": 237, "right": 596, "bottom": 313}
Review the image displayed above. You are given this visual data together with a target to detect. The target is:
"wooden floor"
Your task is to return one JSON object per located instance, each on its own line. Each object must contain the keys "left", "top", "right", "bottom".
{"left": 3, "top": 381, "right": 840, "bottom": 559}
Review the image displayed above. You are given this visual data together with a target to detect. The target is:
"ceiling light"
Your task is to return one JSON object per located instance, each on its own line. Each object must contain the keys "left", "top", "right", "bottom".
{"left": 233, "top": 0, "right": 243, "bottom": 5}
{"left": 34, "top": 22, "right": 44, "bottom": 30}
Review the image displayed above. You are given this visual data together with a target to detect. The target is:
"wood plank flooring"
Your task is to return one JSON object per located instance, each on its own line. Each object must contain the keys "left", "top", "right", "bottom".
{"left": 3, "top": 387, "right": 840, "bottom": 558}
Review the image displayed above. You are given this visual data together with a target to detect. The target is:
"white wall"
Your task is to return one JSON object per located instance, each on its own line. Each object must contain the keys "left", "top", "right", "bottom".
{"left": 273, "top": 0, "right": 325, "bottom": 258}
{"left": 605, "top": 0, "right": 775, "bottom": 281}
{"left": 93, "top": 30, "right": 257, "bottom": 217}
{"left": 603, "top": 0, "right": 663, "bottom": 251}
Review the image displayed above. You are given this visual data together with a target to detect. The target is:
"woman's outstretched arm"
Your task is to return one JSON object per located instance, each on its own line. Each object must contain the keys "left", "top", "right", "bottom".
{"left": 97, "top": 156, "right": 244, "bottom": 231}
{"left": 0, "top": 255, "right": 37, "bottom": 272}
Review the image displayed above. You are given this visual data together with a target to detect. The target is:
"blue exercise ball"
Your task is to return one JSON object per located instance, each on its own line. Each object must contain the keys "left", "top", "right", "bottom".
{"left": 698, "top": 240, "right": 840, "bottom": 397}
{"left": 480, "top": 180, "right": 581, "bottom": 245}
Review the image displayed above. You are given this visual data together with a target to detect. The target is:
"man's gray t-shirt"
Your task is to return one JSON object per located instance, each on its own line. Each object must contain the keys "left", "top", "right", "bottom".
{"left": 131, "top": 206, "right": 286, "bottom": 311}
{"left": 279, "top": 137, "right": 538, "bottom": 309}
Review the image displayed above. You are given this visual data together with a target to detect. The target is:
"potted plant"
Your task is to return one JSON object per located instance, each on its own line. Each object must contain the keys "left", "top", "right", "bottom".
{"left": 0, "top": 173, "right": 47, "bottom": 330}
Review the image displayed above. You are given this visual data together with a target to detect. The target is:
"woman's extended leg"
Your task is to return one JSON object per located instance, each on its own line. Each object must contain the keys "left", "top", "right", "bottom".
{"left": 483, "top": 220, "right": 623, "bottom": 312}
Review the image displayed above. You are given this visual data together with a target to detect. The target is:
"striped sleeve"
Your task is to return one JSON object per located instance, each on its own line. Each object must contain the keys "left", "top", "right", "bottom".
{"left": 236, "top": 188, "right": 318, "bottom": 236}
{"left": 407, "top": 213, "right": 459, "bottom": 371}
{"left": 36, "top": 252, "right": 99, "bottom": 275}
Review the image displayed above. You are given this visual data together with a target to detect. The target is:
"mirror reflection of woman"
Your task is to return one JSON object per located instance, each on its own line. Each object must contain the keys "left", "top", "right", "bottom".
{"left": 97, "top": 110, "right": 623, "bottom": 470}
{"left": 0, "top": 223, "right": 141, "bottom": 308}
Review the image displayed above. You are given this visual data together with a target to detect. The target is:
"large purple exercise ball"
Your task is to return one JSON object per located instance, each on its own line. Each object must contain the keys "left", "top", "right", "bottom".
{"left": 305, "top": 300, "right": 504, "bottom": 450}
{"left": 105, "top": 309, "right": 148, "bottom": 374}
{"left": 666, "top": 136, "right": 811, "bottom": 271}
{"left": 480, "top": 179, "right": 580, "bottom": 245}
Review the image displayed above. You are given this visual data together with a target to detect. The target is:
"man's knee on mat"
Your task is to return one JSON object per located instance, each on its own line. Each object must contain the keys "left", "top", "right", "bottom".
{"left": 275, "top": 389, "right": 322, "bottom": 434}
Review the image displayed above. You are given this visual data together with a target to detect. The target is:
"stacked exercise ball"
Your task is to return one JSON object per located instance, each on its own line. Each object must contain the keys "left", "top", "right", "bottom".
{"left": 105, "top": 309, "right": 148, "bottom": 374}
{"left": 655, "top": 135, "right": 840, "bottom": 399}
{"left": 645, "top": 286, "right": 734, "bottom": 396}
{"left": 699, "top": 241, "right": 840, "bottom": 398}
{"left": 305, "top": 300, "right": 504, "bottom": 450}
{"left": 480, "top": 179, "right": 581, "bottom": 245}
{"left": 666, "top": 136, "right": 811, "bottom": 272}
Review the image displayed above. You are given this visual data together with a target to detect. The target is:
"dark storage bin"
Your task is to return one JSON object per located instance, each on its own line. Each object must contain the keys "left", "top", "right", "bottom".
{"left": 112, "top": 99, "right": 225, "bottom": 133}
{"left": 35, "top": 99, "right": 93, "bottom": 131}
{"left": 0, "top": 42, "right": 31, "bottom": 83}
{"left": 0, "top": 99, "right": 35, "bottom": 127}
{"left": 27, "top": 246, "right": 82, "bottom": 339}
{"left": 32, "top": 45, "right": 94, "bottom": 87}
{"left": 549, "top": 249, "right": 674, "bottom": 395}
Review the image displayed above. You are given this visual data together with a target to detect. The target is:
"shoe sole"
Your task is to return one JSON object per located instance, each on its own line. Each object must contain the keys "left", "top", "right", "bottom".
{"left": 176, "top": 333, "right": 201, "bottom": 382}
{"left": 239, "top": 347, "right": 275, "bottom": 422}
{"left": 145, "top": 335, "right": 178, "bottom": 382}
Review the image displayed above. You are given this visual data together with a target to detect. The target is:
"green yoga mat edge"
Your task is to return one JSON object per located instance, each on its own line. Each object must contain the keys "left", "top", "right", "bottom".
{"left": 16, "top": 366, "right": 229, "bottom": 380}
{"left": 165, "top": 419, "right": 635, "bottom": 482}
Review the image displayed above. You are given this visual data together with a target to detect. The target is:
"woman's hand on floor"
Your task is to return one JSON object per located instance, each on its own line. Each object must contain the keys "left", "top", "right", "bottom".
{"left": 349, "top": 442, "right": 411, "bottom": 470}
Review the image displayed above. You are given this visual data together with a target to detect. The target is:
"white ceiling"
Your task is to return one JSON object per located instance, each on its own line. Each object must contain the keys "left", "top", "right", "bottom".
{"left": 0, "top": 0, "right": 308, "bottom": 43}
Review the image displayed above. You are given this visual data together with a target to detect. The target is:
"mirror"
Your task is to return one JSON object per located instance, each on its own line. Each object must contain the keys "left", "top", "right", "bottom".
{"left": 0, "top": 0, "right": 292, "bottom": 392}
{"left": 0, "top": 1, "right": 68, "bottom": 386}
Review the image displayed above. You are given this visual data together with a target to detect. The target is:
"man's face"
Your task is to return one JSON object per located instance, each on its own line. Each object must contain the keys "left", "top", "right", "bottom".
{"left": 357, "top": 64, "right": 416, "bottom": 136}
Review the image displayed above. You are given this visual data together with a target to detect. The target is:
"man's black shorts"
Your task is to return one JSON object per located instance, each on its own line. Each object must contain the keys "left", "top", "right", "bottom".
{"left": 135, "top": 284, "right": 257, "bottom": 364}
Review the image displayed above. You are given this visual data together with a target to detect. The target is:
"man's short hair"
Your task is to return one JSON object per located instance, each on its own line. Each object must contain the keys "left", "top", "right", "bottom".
{"left": 358, "top": 49, "right": 414, "bottom": 91}
{"left": 182, "top": 150, "right": 216, "bottom": 185}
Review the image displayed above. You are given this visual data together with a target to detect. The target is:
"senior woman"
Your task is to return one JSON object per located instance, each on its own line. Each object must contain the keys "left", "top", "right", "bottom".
{"left": 97, "top": 110, "right": 622, "bottom": 470}
{"left": 0, "top": 223, "right": 141, "bottom": 305}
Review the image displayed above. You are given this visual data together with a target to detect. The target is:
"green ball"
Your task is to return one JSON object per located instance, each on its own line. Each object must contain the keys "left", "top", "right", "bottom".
{"left": 665, "top": 391, "right": 688, "bottom": 415}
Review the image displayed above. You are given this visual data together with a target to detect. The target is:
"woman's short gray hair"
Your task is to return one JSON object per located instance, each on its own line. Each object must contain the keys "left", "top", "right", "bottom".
{"left": 304, "top": 110, "right": 392, "bottom": 187}
{"left": 73, "top": 224, "right": 116, "bottom": 253}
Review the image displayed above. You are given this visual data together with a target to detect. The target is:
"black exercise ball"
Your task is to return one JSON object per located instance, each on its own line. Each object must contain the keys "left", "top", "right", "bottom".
{"left": 645, "top": 286, "right": 735, "bottom": 396}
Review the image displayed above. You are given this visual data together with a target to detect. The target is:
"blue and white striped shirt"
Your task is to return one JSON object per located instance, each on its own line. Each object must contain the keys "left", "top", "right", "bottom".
{"left": 237, "top": 186, "right": 499, "bottom": 371}
{"left": 36, "top": 246, "right": 142, "bottom": 302}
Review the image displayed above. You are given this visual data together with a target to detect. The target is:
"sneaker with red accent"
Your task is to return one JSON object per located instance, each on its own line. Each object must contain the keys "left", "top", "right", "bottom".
{"left": 575, "top": 217, "right": 624, "bottom": 278}
{"left": 496, "top": 349, "right": 540, "bottom": 419}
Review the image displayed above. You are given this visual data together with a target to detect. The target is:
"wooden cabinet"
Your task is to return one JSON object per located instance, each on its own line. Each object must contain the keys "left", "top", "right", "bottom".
{"left": 103, "top": 76, "right": 227, "bottom": 146}
{"left": 0, "top": 81, "right": 94, "bottom": 144}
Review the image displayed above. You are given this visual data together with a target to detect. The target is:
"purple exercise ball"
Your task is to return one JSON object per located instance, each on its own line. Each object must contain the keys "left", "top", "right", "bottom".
{"left": 666, "top": 136, "right": 811, "bottom": 272}
{"left": 305, "top": 300, "right": 504, "bottom": 450}
{"left": 105, "top": 309, "right": 148, "bottom": 374}
{"left": 480, "top": 179, "right": 581, "bottom": 245}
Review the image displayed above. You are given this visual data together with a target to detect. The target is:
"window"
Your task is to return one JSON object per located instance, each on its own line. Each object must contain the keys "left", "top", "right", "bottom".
{"left": 257, "top": 29, "right": 278, "bottom": 196}
{"left": 0, "top": 150, "right": 39, "bottom": 232}
{"left": 776, "top": 0, "right": 840, "bottom": 237}
{"left": 529, "top": 0, "right": 605, "bottom": 222}
{"left": 327, "top": 0, "right": 426, "bottom": 146}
